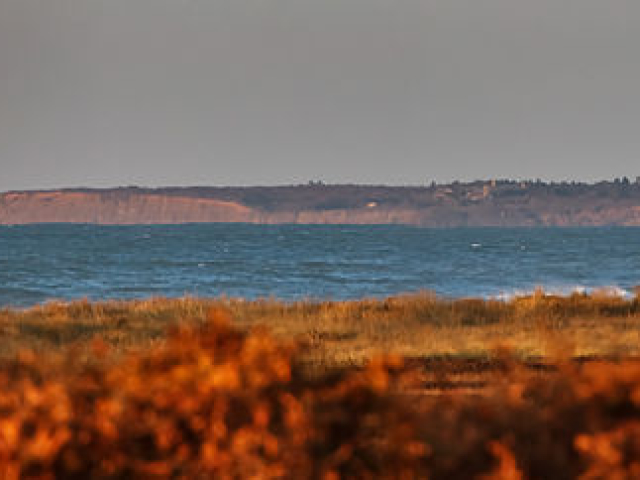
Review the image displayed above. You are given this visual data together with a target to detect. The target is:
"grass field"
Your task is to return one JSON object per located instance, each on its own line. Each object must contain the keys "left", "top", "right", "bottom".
{"left": 1, "top": 291, "right": 640, "bottom": 478}
{"left": 3, "top": 290, "right": 639, "bottom": 366}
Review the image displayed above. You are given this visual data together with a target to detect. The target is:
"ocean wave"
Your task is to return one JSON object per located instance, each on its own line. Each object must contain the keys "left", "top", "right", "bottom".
{"left": 492, "top": 285, "right": 635, "bottom": 301}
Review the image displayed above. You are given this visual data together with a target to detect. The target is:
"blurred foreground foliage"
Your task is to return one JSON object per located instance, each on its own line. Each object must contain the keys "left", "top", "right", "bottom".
{"left": 1, "top": 305, "right": 640, "bottom": 478}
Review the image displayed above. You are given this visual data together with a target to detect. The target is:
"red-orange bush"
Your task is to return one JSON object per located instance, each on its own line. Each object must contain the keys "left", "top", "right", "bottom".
{"left": 1, "top": 308, "right": 640, "bottom": 479}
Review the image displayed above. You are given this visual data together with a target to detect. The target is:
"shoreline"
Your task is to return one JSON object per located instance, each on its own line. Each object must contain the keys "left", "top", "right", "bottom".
{"left": 2, "top": 284, "right": 638, "bottom": 310}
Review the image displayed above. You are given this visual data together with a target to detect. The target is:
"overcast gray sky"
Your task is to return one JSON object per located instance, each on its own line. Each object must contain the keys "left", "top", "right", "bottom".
{"left": 1, "top": 0, "right": 639, "bottom": 191}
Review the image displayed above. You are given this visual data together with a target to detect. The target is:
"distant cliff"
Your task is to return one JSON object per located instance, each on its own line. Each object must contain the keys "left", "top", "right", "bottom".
{"left": 2, "top": 181, "right": 640, "bottom": 226}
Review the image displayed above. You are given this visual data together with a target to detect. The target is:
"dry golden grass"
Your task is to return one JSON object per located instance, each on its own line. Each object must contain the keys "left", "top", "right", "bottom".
{"left": 1, "top": 291, "right": 639, "bottom": 370}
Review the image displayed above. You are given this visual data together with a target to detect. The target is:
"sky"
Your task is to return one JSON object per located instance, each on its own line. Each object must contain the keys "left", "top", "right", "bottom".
{"left": 1, "top": 0, "right": 639, "bottom": 191}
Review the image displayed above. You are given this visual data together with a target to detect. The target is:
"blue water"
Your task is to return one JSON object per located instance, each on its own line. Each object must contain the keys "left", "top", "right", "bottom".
{"left": 0, "top": 224, "right": 639, "bottom": 308}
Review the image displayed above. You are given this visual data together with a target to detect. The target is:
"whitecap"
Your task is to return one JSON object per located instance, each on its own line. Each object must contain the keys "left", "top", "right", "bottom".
{"left": 589, "top": 286, "right": 633, "bottom": 298}
{"left": 492, "top": 289, "right": 530, "bottom": 301}
{"left": 491, "top": 285, "right": 633, "bottom": 301}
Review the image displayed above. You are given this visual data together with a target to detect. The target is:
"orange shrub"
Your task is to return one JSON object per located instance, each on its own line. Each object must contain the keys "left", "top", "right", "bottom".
{"left": 1, "top": 307, "right": 640, "bottom": 478}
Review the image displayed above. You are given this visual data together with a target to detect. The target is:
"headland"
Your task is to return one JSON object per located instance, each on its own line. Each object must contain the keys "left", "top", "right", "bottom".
{"left": 2, "top": 179, "right": 640, "bottom": 225}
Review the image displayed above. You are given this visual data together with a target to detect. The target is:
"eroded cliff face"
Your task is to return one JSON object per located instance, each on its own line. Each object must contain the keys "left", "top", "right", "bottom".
{"left": 1, "top": 189, "right": 640, "bottom": 226}
{"left": 0, "top": 191, "right": 255, "bottom": 224}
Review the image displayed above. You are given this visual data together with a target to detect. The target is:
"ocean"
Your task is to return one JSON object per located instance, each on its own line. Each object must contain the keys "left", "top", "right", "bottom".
{"left": 0, "top": 224, "right": 639, "bottom": 308}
